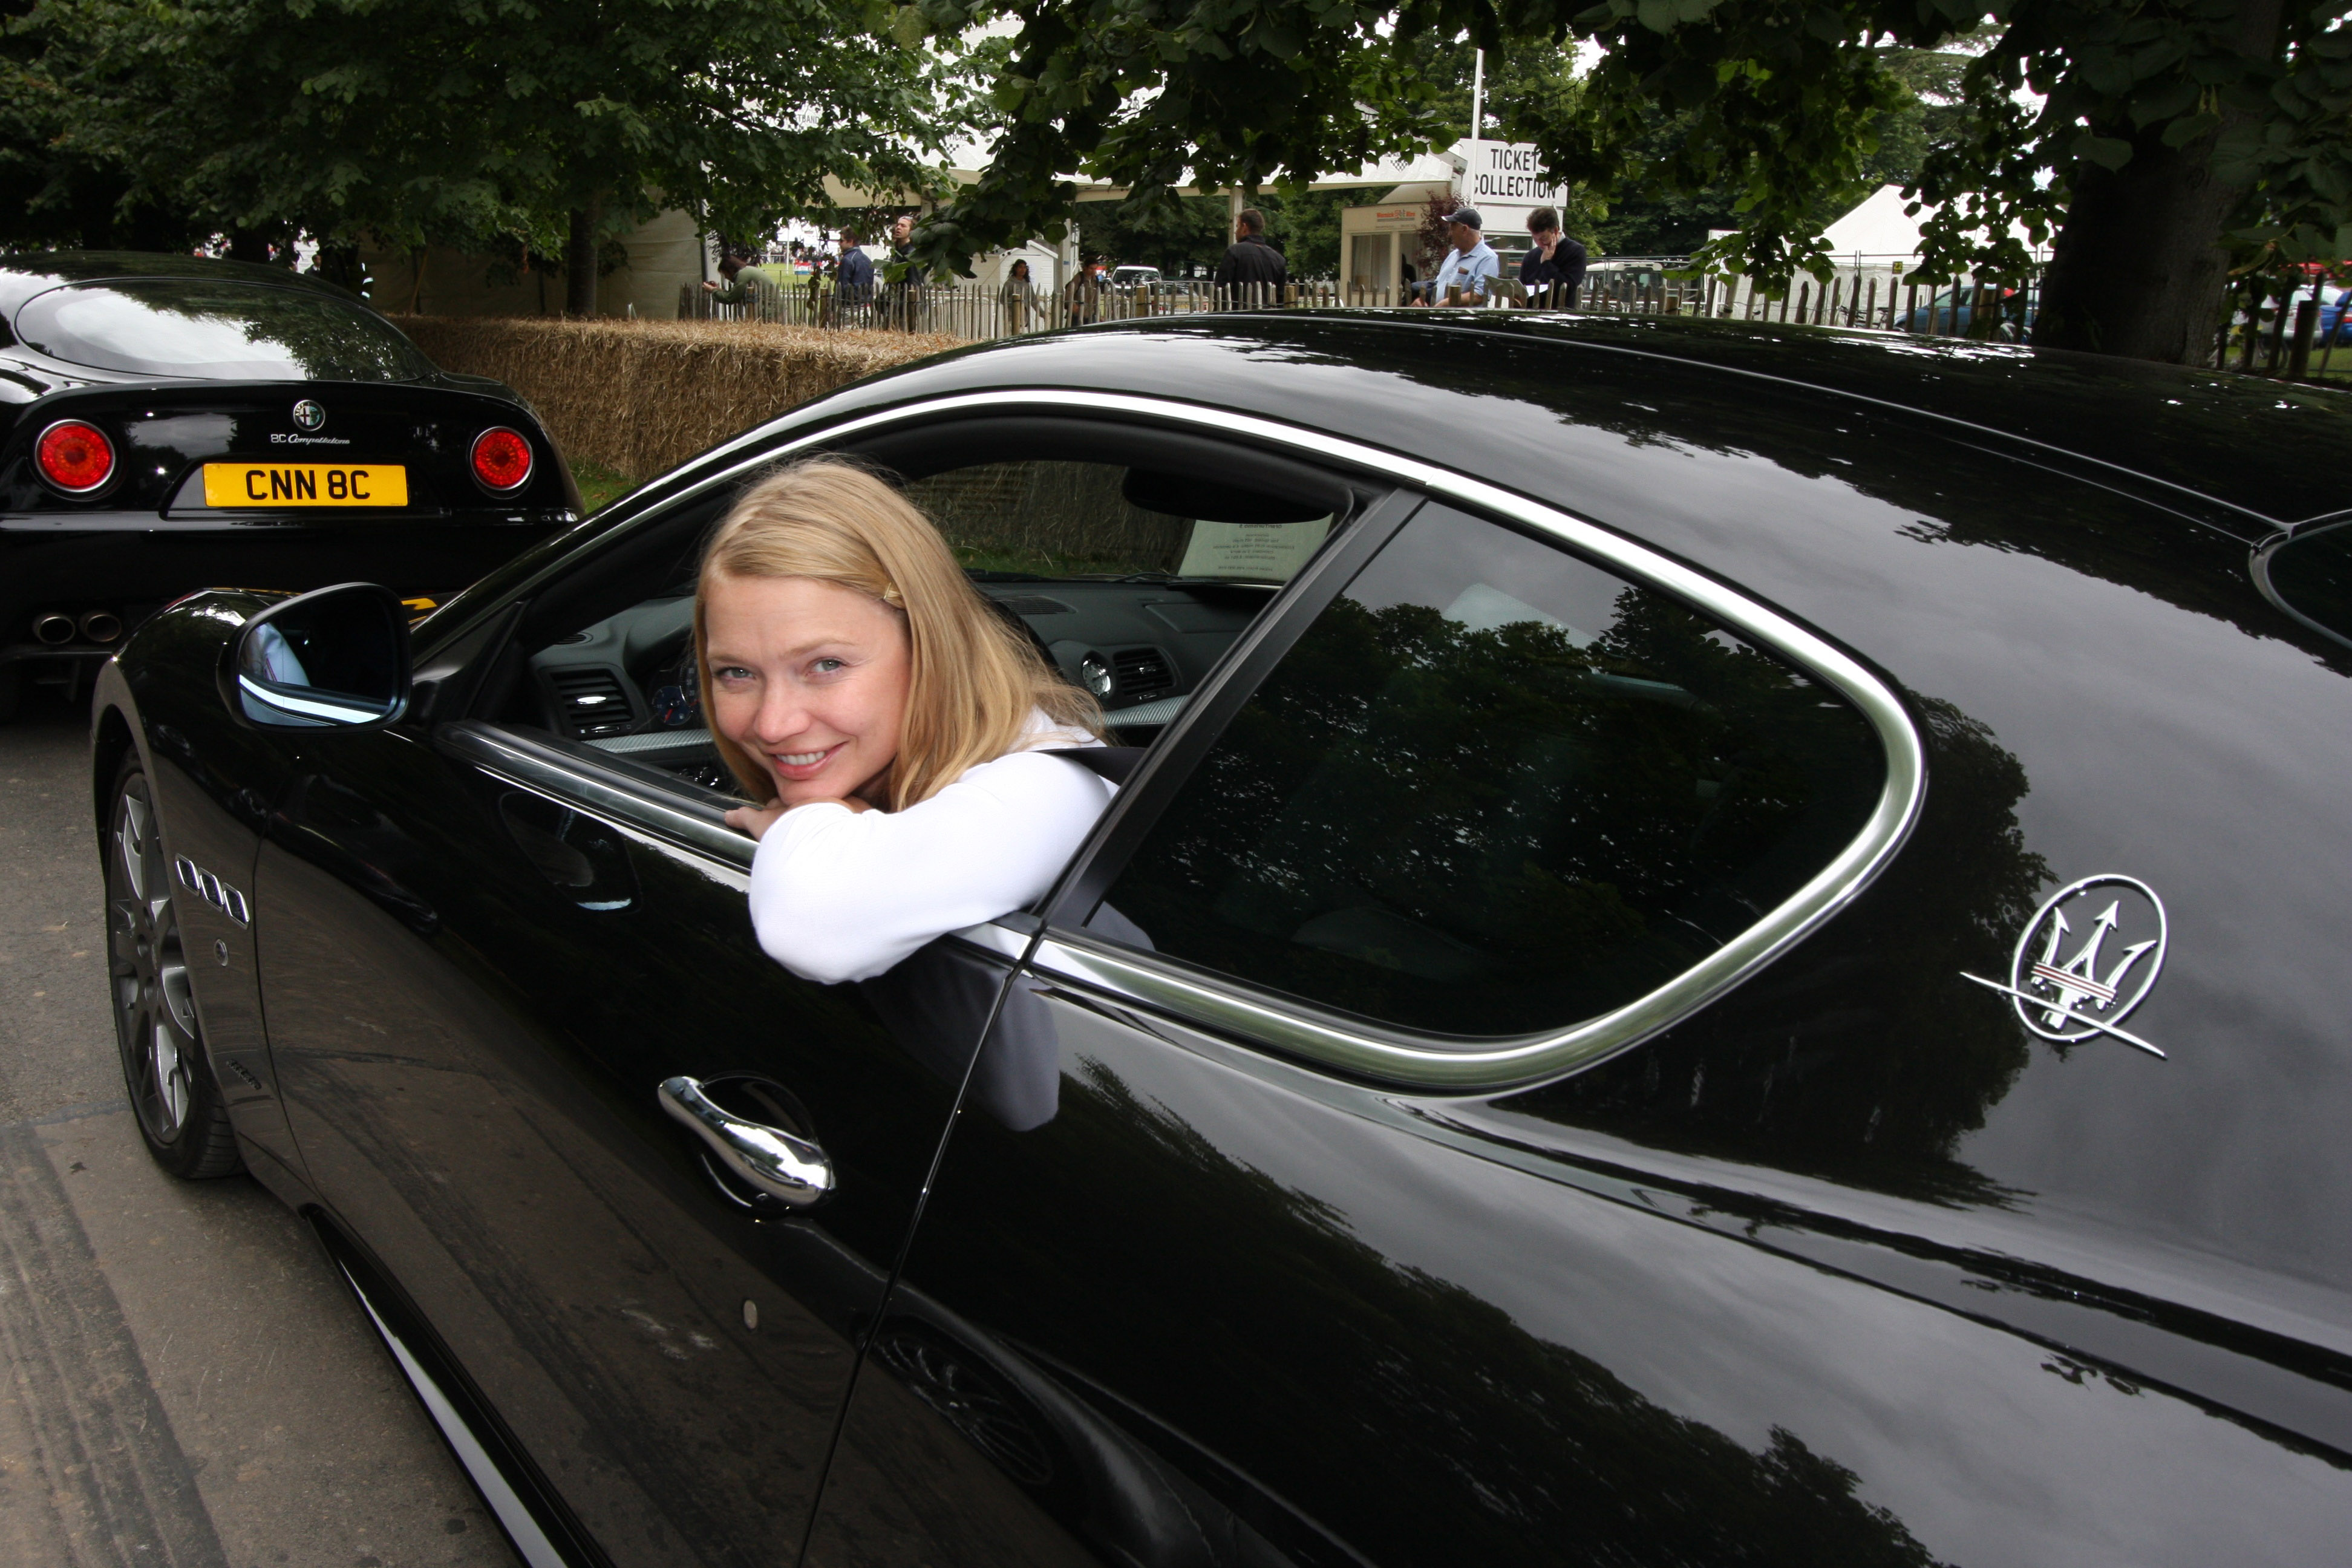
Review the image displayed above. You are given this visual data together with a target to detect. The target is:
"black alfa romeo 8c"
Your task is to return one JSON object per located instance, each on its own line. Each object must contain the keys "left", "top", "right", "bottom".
{"left": 85, "top": 311, "right": 2352, "bottom": 1567}
{"left": 1, "top": 252, "right": 575, "bottom": 720}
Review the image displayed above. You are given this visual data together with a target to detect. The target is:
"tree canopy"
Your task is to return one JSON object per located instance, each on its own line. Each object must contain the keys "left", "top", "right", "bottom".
{"left": 5, "top": 0, "right": 2342, "bottom": 357}
{"left": 907, "top": 0, "right": 2350, "bottom": 362}
{"left": 4, "top": 0, "right": 978, "bottom": 310}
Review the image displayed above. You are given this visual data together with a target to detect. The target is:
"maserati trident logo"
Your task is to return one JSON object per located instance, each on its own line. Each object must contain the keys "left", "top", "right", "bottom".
{"left": 1962, "top": 875, "right": 2168, "bottom": 1059}
{"left": 290, "top": 398, "right": 326, "bottom": 432}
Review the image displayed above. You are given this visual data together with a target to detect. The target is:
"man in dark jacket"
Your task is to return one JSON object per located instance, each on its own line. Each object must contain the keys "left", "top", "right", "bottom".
{"left": 835, "top": 225, "right": 875, "bottom": 310}
{"left": 884, "top": 212, "right": 921, "bottom": 328}
{"left": 1520, "top": 206, "right": 1589, "bottom": 308}
{"left": 1215, "top": 208, "right": 1287, "bottom": 296}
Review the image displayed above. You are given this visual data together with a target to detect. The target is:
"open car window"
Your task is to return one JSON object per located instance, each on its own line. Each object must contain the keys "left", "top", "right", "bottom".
{"left": 481, "top": 437, "right": 1362, "bottom": 809}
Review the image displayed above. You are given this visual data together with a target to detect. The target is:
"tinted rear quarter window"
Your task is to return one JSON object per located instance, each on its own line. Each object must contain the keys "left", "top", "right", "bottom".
{"left": 1089, "top": 503, "right": 1887, "bottom": 1039}
{"left": 2261, "top": 521, "right": 2352, "bottom": 650}
{"left": 16, "top": 279, "right": 433, "bottom": 381}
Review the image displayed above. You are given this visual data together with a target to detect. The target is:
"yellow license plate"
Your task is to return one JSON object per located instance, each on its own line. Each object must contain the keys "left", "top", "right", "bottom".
{"left": 203, "top": 463, "right": 408, "bottom": 508}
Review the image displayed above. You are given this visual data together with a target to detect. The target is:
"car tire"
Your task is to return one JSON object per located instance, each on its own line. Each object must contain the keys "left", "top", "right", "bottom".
{"left": 105, "top": 755, "right": 243, "bottom": 1179}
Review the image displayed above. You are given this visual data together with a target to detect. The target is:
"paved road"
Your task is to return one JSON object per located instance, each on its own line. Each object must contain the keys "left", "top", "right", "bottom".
{"left": 0, "top": 684, "right": 519, "bottom": 1568}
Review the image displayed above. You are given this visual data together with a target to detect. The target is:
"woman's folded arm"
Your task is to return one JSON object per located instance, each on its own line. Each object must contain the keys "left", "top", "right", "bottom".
{"left": 747, "top": 751, "right": 1113, "bottom": 984}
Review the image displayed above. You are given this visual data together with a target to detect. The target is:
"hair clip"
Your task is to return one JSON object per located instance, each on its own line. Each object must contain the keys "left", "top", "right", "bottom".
{"left": 878, "top": 583, "right": 904, "bottom": 607}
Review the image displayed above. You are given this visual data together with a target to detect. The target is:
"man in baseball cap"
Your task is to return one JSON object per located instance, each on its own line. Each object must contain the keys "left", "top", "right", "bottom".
{"left": 1413, "top": 206, "right": 1499, "bottom": 309}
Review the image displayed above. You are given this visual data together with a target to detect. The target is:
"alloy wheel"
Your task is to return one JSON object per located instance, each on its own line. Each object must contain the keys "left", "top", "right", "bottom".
{"left": 108, "top": 776, "right": 200, "bottom": 1145}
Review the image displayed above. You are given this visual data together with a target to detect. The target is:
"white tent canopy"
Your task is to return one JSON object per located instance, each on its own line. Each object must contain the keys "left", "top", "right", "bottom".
{"left": 1817, "top": 184, "right": 2048, "bottom": 264}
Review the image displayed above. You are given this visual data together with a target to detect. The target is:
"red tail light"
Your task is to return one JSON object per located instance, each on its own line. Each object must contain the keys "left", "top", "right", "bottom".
{"left": 36, "top": 419, "right": 115, "bottom": 494}
{"left": 470, "top": 426, "right": 534, "bottom": 493}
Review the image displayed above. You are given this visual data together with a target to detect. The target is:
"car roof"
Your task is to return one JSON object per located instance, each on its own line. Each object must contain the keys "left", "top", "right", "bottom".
{"left": 0, "top": 250, "right": 366, "bottom": 318}
{"left": 818, "top": 312, "right": 2352, "bottom": 532}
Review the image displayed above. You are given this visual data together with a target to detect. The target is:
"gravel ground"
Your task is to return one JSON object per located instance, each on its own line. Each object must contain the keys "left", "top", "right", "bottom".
{"left": 0, "top": 681, "right": 518, "bottom": 1568}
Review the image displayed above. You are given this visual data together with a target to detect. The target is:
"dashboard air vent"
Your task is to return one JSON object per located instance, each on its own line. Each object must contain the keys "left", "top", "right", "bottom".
{"left": 1111, "top": 647, "right": 1175, "bottom": 704}
{"left": 550, "top": 666, "right": 636, "bottom": 739}
{"left": 997, "top": 594, "right": 1075, "bottom": 616}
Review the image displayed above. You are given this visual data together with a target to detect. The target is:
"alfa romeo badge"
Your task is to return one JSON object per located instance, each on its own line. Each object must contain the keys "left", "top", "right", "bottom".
{"left": 291, "top": 398, "right": 326, "bottom": 432}
{"left": 1962, "top": 874, "right": 2169, "bottom": 1059}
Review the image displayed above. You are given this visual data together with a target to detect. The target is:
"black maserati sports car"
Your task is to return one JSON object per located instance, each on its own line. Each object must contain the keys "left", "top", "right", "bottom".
{"left": 88, "top": 312, "right": 2352, "bottom": 1567}
{"left": 1, "top": 252, "right": 575, "bottom": 720}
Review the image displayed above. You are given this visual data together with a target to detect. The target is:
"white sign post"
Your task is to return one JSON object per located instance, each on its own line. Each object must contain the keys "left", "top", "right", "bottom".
{"left": 1456, "top": 140, "right": 1569, "bottom": 239}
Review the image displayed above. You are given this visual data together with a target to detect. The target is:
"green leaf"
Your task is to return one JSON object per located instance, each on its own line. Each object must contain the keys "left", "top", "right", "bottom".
{"left": 2158, "top": 110, "right": 2221, "bottom": 149}
{"left": 2073, "top": 133, "right": 2134, "bottom": 171}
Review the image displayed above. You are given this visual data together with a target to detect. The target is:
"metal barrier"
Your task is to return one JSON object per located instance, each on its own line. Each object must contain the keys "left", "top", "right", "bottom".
{"left": 682, "top": 265, "right": 2341, "bottom": 380}
{"left": 681, "top": 277, "right": 1382, "bottom": 337}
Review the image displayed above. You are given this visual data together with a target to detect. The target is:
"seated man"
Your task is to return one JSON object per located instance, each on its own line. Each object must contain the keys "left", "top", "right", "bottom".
{"left": 1413, "top": 207, "right": 1500, "bottom": 309}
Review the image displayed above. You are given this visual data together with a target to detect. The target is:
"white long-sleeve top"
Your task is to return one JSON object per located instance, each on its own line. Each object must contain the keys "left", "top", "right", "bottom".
{"left": 746, "top": 714, "right": 1114, "bottom": 984}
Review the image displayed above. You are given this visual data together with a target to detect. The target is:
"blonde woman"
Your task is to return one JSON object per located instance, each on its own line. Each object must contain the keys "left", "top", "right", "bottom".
{"left": 697, "top": 460, "right": 1112, "bottom": 984}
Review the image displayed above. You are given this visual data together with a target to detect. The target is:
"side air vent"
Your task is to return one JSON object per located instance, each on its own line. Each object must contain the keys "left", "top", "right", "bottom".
{"left": 1111, "top": 647, "right": 1175, "bottom": 705}
{"left": 997, "top": 595, "right": 1076, "bottom": 616}
{"left": 550, "top": 666, "right": 637, "bottom": 739}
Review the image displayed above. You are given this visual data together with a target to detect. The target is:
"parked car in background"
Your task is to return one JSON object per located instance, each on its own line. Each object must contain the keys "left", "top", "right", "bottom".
{"left": 2313, "top": 283, "right": 2351, "bottom": 347}
{"left": 92, "top": 312, "right": 2352, "bottom": 1567}
{"left": 0, "top": 252, "right": 576, "bottom": 721}
{"left": 1901, "top": 281, "right": 2035, "bottom": 338}
{"left": 1109, "top": 264, "right": 1163, "bottom": 295}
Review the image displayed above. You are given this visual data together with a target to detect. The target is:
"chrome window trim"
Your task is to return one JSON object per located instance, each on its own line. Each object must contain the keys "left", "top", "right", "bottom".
{"left": 465, "top": 388, "right": 1924, "bottom": 1090}
{"left": 439, "top": 721, "right": 754, "bottom": 873}
{"left": 2250, "top": 518, "right": 2352, "bottom": 656}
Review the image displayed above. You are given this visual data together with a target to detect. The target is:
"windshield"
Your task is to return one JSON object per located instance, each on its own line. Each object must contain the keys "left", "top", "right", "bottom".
{"left": 15, "top": 279, "right": 434, "bottom": 381}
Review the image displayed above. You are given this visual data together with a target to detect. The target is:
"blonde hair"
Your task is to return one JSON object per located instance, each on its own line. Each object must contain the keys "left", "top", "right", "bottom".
{"left": 694, "top": 458, "right": 1103, "bottom": 809}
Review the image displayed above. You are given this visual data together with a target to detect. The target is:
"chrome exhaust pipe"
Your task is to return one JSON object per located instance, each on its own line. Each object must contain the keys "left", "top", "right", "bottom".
{"left": 33, "top": 612, "right": 74, "bottom": 644}
{"left": 77, "top": 610, "right": 122, "bottom": 644}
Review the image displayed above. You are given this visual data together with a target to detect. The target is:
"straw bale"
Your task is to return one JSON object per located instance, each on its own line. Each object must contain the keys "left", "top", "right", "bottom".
{"left": 394, "top": 316, "right": 962, "bottom": 481}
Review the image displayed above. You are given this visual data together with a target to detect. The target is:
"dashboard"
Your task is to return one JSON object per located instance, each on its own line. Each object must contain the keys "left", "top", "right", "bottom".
{"left": 526, "top": 578, "right": 1279, "bottom": 788}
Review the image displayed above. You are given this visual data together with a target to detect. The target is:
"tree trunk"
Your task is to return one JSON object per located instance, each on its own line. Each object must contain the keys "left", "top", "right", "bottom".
{"left": 225, "top": 229, "right": 271, "bottom": 264}
{"left": 566, "top": 199, "right": 603, "bottom": 317}
{"left": 2031, "top": 0, "right": 2284, "bottom": 363}
{"left": 2029, "top": 124, "right": 2246, "bottom": 361}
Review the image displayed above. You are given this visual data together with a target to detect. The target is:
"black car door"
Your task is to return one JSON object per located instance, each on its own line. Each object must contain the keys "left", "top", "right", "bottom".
{"left": 253, "top": 407, "right": 1376, "bottom": 1568}
{"left": 249, "top": 489, "right": 1022, "bottom": 1567}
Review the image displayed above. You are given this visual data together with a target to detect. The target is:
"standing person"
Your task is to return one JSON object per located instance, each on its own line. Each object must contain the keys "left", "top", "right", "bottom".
{"left": 1214, "top": 207, "right": 1287, "bottom": 303}
{"left": 1066, "top": 256, "right": 1109, "bottom": 325}
{"left": 1520, "top": 206, "right": 1589, "bottom": 309}
{"left": 999, "top": 258, "right": 1038, "bottom": 334}
{"left": 1411, "top": 207, "right": 1498, "bottom": 308}
{"left": 835, "top": 225, "right": 875, "bottom": 320}
{"left": 884, "top": 213, "right": 921, "bottom": 330}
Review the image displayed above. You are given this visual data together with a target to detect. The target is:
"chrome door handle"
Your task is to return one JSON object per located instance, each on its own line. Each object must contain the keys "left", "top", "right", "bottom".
{"left": 658, "top": 1075, "right": 834, "bottom": 1207}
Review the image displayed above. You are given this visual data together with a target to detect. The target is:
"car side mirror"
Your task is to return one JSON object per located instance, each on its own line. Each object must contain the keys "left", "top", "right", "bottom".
{"left": 229, "top": 582, "right": 411, "bottom": 729}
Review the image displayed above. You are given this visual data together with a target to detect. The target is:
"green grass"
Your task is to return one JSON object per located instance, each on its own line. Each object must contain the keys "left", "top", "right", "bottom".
{"left": 572, "top": 460, "right": 639, "bottom": 515}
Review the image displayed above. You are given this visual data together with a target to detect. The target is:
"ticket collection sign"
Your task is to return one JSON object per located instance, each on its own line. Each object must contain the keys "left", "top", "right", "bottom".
{"left": 1459, "top": 140, "right": 1568, "bottom": 234}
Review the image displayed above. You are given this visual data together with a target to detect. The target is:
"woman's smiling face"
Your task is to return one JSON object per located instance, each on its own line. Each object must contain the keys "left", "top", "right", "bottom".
{"left": 703, "top": 573, "right": 910, "bottom": 807}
